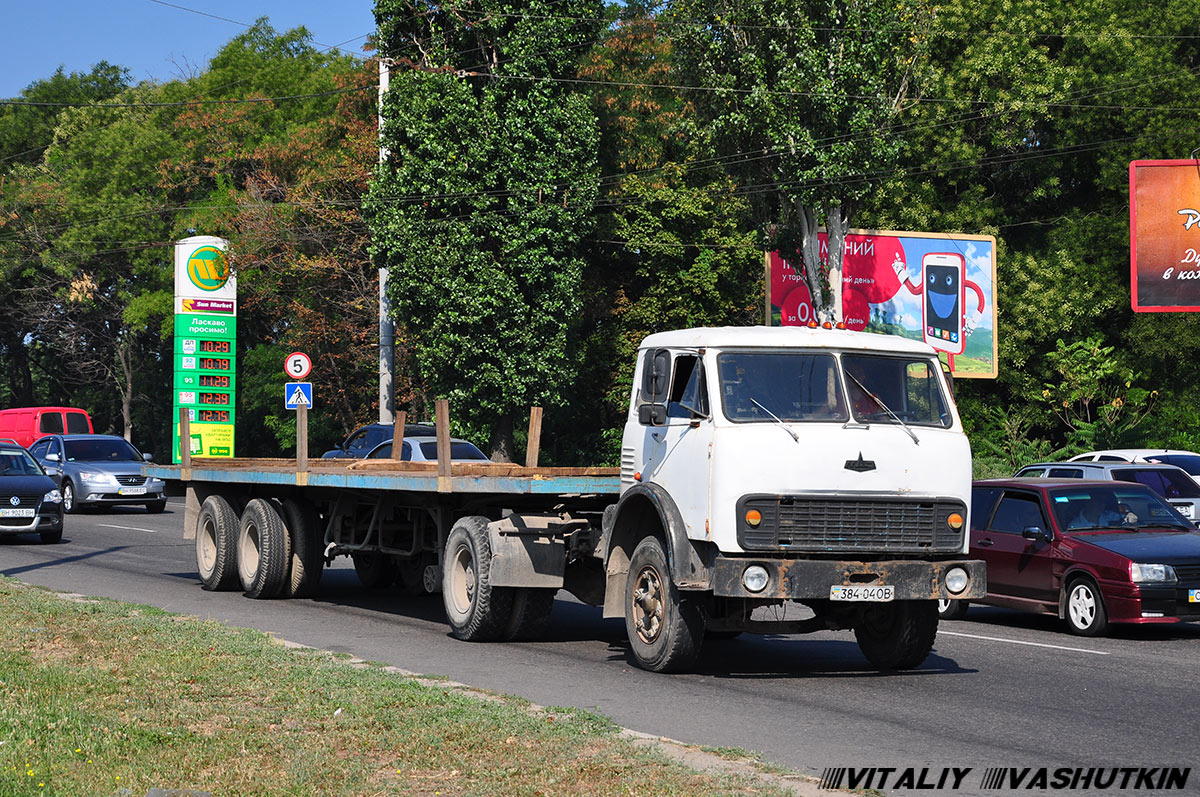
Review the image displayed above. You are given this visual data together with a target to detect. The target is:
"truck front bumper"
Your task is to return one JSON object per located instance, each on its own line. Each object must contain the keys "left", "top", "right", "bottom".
{"left": 710, "top": 557, "right": 987, "bottom": 601}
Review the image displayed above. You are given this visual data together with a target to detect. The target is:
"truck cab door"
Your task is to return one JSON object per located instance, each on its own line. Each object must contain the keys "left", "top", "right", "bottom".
{"left": 637, "top": 352, "right": 714, "bottom": 541}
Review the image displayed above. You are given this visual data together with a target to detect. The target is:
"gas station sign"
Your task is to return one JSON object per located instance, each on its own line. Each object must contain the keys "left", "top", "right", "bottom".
{"left": 172, "top": 236, "right": 236, "bottom": 461}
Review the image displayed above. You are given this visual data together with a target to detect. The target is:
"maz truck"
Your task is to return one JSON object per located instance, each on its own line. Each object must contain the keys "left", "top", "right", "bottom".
{"left": 145, "top": 326, "right": 985, "bottom": 672}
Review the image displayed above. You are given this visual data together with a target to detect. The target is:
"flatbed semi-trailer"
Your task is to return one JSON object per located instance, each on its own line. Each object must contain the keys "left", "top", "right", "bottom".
{"left": 150, "top": 326, "right": 986, "bottom": 673}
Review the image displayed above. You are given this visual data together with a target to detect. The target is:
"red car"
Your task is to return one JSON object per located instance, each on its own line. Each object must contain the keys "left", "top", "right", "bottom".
{"left": 938, "top": 478, "right": 1200, "bottom": 636}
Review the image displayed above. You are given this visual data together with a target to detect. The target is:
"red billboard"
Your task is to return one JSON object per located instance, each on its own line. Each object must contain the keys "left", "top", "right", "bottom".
{"left": 1130, "top": 160, "right": 1200, "bottom": 312}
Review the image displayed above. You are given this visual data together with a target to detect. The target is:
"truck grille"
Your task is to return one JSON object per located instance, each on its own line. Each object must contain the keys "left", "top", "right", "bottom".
{"left": 620, "top": 448, "right": 637, "bottom": 489}
{"left": 737, "top": 495, "right": 965, "bottom": 553}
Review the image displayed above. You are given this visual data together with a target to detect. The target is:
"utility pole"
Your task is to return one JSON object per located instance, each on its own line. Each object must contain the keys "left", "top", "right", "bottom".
{"left": 378, "top": 57, "right": 395, "bottom": 424}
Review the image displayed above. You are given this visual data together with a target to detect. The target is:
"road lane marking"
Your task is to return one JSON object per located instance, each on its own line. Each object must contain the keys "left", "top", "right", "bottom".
{"left": 97, "top": 523, "right": 158, "bottom": 533}
{"left": 939, "top": 629, "right": 1110, "bottom": 655}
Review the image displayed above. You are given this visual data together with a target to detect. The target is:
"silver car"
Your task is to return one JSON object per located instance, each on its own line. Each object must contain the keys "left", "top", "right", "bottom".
{"left": 29, "top": 434, "right": 166, "bottom": 514}
{"left": 1014, "top": 461, "right": 1200, "bottom": 525}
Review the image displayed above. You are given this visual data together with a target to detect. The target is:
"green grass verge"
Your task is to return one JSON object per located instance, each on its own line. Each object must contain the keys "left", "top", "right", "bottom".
{"left": 0, "top": 578, "right": 791, "bottom": 796}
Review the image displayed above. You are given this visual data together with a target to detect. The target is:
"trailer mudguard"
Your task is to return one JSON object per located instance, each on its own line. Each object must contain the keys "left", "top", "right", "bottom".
{"left": 486, "top": 514, "right": 567, "bottom": 588}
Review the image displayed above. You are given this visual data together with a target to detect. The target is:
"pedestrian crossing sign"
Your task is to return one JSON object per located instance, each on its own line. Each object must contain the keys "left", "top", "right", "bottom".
{"left": 285, "top": 382, "right": 313, "bottom": 409}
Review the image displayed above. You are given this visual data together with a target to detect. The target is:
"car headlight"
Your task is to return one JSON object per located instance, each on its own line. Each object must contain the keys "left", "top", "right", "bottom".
{"left": 1130, "top": 563, "right": 1178, "bottom": 583}
{"left": 148, "top": 478, "right": 163, "bottom": 487}
{"left": 43, "top": 489, "right": 62, "bottom": 504}
{"left": 79, "top": 471, "right": 111, "bottom": 484}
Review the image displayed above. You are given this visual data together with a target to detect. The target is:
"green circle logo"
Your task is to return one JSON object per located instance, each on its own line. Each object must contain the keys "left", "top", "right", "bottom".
{"left": 187, "top": 246, "right": 229, "bottom": 291}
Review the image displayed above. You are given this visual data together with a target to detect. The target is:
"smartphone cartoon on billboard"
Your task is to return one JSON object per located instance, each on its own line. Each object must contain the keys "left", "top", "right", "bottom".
{"left": 922, "top": 252, "right": 965, "bottom": 354}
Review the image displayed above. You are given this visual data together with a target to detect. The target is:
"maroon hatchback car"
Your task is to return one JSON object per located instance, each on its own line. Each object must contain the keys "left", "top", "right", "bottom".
{"left": 938, "top": 478, "right": 1200, "bottom": 636}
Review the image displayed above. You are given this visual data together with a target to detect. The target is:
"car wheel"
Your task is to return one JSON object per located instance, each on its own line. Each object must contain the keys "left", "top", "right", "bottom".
{"left": 1065, "top": 578, "right": 1108, "bottom": 636}
{"left": 145, "top": 500, "right": 167, "bottom": 514}
{"left": 39, "top": 528, "right": 63, "bottom": 544}
{"left": 62, "top": 480, "right": 78, "bottom": 514}
{"left": 937, "top": 598, "right": 968, "bottom": 620}
{"left": 624, "top": 535, "right": 704, "bottom": 673}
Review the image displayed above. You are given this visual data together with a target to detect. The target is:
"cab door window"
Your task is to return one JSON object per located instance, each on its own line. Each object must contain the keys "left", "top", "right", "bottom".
{"left": 989, "top": 493, "right": 1048, "bottom": 534}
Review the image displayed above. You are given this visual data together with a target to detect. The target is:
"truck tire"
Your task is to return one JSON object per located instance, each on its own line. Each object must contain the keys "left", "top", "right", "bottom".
{"left": 443, "top": 515, "right": 513, "bottom": 642}
{"left": 196, "top": 495, "right": 239, "bottom": 591}
{"left": 854, "top": 600, "right": 938, "bottom": 670}
{"left": 237, "top": 498, "right": 290, "bottom": 599}
{"left": 279, "top": 498, "right": 323, "bottom": 598}
{"left": 503, "top": 588, "right": 556, "bottom": 641}
{"left": 352, "top": 552, "right": 395, "bottom": 589}
{"left": 624, "top": 536, "right": 703, "bottom": 673}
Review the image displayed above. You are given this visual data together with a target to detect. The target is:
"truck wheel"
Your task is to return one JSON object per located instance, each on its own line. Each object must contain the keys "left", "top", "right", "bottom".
{"left": 503, "top": 588, "right": 556, "bottom": 641}
{"left": 352, "top": 552, "right": 395, "bottom": 589}
{"left": 624, "top": 536, "right": 703, "bottom": 673}
{"left": 854, "top": 600, "right": 938, "bottom": 670}
{"left": 937, "top": 599, "right": 968, "bottom": 621}
{"left": 196, "top": 495, "right": 239, "bottom": 591}
{"left": 443, "top": 516, "right": 513, "bottom": 642}
{"left": 279, "top": 498, "right": 323, "bottom": 598}
{"left": 237, "top": 498, "right": 290, "bottom": 599}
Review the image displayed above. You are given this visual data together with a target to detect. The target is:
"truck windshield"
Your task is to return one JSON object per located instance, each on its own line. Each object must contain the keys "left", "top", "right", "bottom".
{"left": 841, "top": 354, "right": 952, "bottom": 428}
{"left": 717, "top": 352, "right": 848, "bottom": 422}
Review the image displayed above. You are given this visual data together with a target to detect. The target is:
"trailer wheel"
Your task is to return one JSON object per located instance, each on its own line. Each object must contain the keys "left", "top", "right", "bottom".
{"left": 854, "top": 599, "right": 938, "bottom": 670}
{"left": 503, "top": 588, "right": 556, "bottom": 641}
{"left": 279, "top": 498, "right": 323, "bottom": 598}
{"left": 443, "top": 516, "right": 512, "bottom": 641}
{"left": 352, "top": 552, "right": 395, "bottom": 589}
{"left": 624, "top": 536, "right": 703, "bottom": 673}
{"left": 196, "top": 495, "right": 239, "bottom": 591}
{"left": 237, "top": 498, "right": 290, "bottom": 599}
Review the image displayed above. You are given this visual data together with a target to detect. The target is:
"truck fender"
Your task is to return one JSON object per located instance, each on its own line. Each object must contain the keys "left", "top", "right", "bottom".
{"left": 485, "top": 514, "right": 567, "bottom": 589}
{"left": 600, "top": 483, "right": 713, "bottom": 618}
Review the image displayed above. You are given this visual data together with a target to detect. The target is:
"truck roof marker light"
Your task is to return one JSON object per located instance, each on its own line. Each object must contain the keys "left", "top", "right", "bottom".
{"left": 836, "top": 322, "right": 846, "bottom": 330}
{"left": 822, "top": 321, "right": 832, "bottom": 329}
{"left": 947, "top": 512, "right": 964, "bottom": 529}
{"left": 807, "top": 321, "right": 819, "bottom": 329}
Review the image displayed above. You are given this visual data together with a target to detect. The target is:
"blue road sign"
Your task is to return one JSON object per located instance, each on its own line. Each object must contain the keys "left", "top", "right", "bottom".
{"left": 284, "top": 381, "right": 313, "bottom": 410}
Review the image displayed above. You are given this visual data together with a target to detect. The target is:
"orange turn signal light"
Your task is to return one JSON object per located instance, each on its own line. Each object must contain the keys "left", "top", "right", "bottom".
{"left": 947, "top": 513, "right": 964, "bottom": 529}
{"left": 745, "top": 509, "right": 762, "bottom": 527}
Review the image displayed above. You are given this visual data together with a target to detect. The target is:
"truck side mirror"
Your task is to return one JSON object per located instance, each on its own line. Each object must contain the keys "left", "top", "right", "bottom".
{"left": 638, "top": 403, "right": 668, "bottom": 426}
{"left": 641, "top": 349, "right": 671, "bottom": 403}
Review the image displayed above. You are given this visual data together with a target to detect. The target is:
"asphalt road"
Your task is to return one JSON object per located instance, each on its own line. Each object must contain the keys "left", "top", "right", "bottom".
{"left": 4, "top": 500, "right": 1200, "bottom": 793}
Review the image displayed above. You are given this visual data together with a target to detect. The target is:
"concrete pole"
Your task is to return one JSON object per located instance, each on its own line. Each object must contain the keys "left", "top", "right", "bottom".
{"left": 378, "top": 57, "right": 395, "bottom": 424}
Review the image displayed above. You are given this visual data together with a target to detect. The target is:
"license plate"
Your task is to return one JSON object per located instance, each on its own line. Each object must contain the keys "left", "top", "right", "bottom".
{"left": 830, "top": 585, "right": 894, "bottom": 602}
{"left": 0, "top": 508, "right": 35, "bottom": 518}
{"left": 1174, "top": 504, "right": 1194, "bottom": 518}
{"left": 119, "top": 487, "right": 146, "bottom": 496}
{"left": 1190, "top": 590, "right": 1200, "bottom": 603}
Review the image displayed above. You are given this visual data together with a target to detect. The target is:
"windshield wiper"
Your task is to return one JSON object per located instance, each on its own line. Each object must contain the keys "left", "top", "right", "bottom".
{"left": 844, "top": 372, "right": 920, "bottom": 445}
{"left": 749, "top": 397, "right": 799, "bottom": 443}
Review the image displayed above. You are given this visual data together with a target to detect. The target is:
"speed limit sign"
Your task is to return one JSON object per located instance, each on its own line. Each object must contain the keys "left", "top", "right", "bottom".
{"left": 285, "top": 351, "right": 312, "bottom": 380}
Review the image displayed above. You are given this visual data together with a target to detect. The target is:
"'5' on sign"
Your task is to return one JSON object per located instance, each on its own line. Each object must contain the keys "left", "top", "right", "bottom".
{"left": 285, "top": 352, "right": 312, "bottom": 380}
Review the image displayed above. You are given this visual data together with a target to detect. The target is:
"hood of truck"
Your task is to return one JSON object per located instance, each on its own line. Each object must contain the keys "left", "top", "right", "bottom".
{"left": 703, "top": 420, "right": 973, "bottom": 551}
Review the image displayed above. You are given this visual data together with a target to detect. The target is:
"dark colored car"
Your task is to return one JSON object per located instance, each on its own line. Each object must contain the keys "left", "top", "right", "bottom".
{"left": 0, "top": 441, "right": 64, "bottom": 543}
{"left": 321, "top": 423, "right": 440, "bottom": 458}
{"left": 939, "top": 478, "right": 1200, "bottom": 636}
{"left": 29, "top": 434, "right": 165, "bottom": 514}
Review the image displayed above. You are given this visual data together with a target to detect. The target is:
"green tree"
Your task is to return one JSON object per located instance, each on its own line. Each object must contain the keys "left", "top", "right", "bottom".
{"left": 669, "top": 0, "right": 932, "bottom": 323}
{"left": 368, "top": 0, "right": 605, "bottom": 461}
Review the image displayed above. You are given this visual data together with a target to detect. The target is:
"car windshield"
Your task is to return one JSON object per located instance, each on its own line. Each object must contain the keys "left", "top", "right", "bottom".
{"left": 1049, "top": 484, "right": 1192, "bottom": 532}
{"left": 1146, "top": 454, "right": 1200, "bottom": 476}
{"left": 417, "top": 441, "right": 489, "bottom": 461}
{"left": 0, "top": 448, "right": 44, "bottom": 476}
{"left": 717, "top": 352, "right": 849, "bottom": 422}
{"left": 841, "top": 354, "right": 952, "bottom": 427}
{"left": 1112, "top": 467, "right": 1200, "bottom": 498}
{"left": 63, "top": 438, "right": 143, "bottom": 463}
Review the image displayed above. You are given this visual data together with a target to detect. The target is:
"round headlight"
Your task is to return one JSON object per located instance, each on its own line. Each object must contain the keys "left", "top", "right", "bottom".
{"left": 945, "top": 567, "right": 968, "bottom": 595}
{"left": 742, "top": 565, "right": 769, "bottom": 593}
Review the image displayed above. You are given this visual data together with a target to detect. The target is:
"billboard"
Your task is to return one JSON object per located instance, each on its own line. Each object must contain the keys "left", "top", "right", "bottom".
{"left": 768, "top": 229, "right": 998, "bottom": 378}
{"left": 1129, "top": 160, "right": 1200, "bottom": 312}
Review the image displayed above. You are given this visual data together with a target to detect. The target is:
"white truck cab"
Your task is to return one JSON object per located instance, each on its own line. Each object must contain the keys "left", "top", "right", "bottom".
{"left": 603, "top": 326, "right": 985, "bottom": 671}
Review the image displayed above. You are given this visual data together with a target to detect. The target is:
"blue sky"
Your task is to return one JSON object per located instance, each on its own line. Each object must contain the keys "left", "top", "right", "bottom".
{"left": 2, "top": 0, "right": 376, "bottom": 98}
